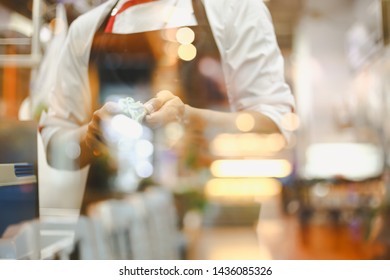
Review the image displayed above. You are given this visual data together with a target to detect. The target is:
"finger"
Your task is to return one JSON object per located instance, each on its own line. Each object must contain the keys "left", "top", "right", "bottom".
{"left": 144, "top": 98, "right": 161, "bottom": 115}
{"left": 156, "top": 90, "right": 174, "bottom": 99}
{"left": 85, "top": 129, "right": 104, "bottom": 150}
{"left": 85, "top": 132, "right": 103, "bottom": 147}
{"left": 144, "top": 90, "right": 175, "bottom": 114}
{"left": 91, "top": 102, "right": 120, "bottom": 128}
{"left": 145, "top": 106, "right": 177, "bottom": 127}
{"left": 85, "top": 132, "right": 106, "bottom": 157}
{"left": 88, "top": 121, "right": 105, "bottom": 143}
{"left": 102, "top": 101, "right": 122, "bottom": 115}
{"left": 91, "top": 110, "right": 102, "bottom": 126}
{"left": 145, "top": 97, "right": 184, "bottom": 127}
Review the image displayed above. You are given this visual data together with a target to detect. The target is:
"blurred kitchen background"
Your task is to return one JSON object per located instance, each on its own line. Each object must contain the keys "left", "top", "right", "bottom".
{"left": 0, "top": 0, "right": 390, "bottom": 260}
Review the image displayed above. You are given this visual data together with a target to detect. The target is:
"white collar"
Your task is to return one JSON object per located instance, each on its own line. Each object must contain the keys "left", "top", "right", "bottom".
{"left": 109, "top": 0, "right": 197, "bottom": 34}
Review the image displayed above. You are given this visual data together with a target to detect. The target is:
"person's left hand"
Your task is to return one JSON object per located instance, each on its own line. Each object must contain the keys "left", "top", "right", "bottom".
{"left": 143, "top": 90, "right": 186, "bottom": 127}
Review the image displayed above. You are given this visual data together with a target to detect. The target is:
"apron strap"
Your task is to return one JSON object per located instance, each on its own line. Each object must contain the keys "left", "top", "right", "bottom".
{"left": 191, "top": 0, "right": 220, "bottom": 57}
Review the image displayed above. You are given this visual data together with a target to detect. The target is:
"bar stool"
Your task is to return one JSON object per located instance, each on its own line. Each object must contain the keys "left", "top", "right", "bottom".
{"left": 141, "top": 186, "right": 180, "bottom": 260}
{"left": 0, "top": 220, "right": 40, "bottom": 259}
{"left": 87, "top": 197, "right": 152, "bottom": 260}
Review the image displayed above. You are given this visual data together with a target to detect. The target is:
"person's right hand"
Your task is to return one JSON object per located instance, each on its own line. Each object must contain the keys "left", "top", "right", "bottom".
{"left": 143, "top": 90, "right": 186, "bottom": 127}
{"left": 85, "top": 101, "right": 122, "bottom": 154}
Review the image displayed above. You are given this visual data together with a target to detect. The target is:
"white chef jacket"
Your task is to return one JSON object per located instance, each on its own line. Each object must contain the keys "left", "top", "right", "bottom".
{"left": 39, "top": 0, "right": 295, "bottom": 148}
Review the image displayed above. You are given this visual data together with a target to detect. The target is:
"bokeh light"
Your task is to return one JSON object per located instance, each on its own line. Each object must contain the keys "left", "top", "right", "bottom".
{"left": 178, "top": 44, "right": 197, "bottom": 61}
{"left": 176, "top": 27, "right": 195, "bottom": 45}
{"left": 235, "top": 113, "right": 255, "bottom": 132}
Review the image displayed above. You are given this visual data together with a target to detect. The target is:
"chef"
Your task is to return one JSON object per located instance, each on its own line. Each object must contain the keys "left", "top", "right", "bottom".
{"left": 39, "top": 0, "right": 295, "bottom": 191}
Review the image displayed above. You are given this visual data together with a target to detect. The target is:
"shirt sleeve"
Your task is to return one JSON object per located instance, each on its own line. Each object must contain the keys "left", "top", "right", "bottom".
{"left": 39, "top": 18, "right": 93, "bottom": 150}
{"left": 206, "top": 0, "right": 295, "bottom": 140}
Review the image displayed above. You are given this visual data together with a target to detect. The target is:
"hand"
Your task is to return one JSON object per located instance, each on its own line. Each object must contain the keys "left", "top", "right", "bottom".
{"left": 144, "top": 90, "right": 186, "bottom": 127}
{"left": 85, "top": 101, "right": 122, "bottom": 154}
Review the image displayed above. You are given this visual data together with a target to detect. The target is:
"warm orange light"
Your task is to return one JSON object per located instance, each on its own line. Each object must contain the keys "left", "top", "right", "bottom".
{"left": 176, "top": 27, "right": 195, "bottom": 45}
{"left": 235, "top": 113, "right": 255, "bottom": 132}
{"left": 210, "top": 133, "right": 286, "bottom": 157}
{"left": 208, "top": 244, "right": 270, "bottom": 260}
{"left": 178, "top": 44, "right": 197, "bottom": 61}
{"left": 210, "top": 159, "right": 292, "bottom": 178}
{"left": 205, "top": 178, "right": 282, "bottom": 201}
